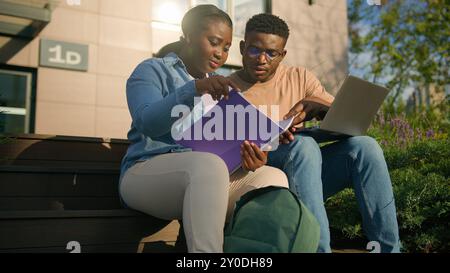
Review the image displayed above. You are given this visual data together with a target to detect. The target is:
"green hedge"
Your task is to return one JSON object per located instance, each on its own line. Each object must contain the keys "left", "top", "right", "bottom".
{"left": 326, "top": 139, "right": 450, "bottom": 253}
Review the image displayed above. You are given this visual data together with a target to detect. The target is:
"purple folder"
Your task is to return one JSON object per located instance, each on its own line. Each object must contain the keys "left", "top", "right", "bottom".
{"left": 176, "top": 90, "right": 293, "bottom": 174}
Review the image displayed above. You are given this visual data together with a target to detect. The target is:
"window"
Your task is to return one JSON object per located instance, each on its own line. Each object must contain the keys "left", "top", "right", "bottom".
{"left": 151, "top": 0, "right": 270, "bottom": 66}
{"left": 216, "top": 65, "right": 239, "bottom": 77}
{"left": 196, "top": 0, "right": 269, "bottom": 37}
{"left": 234, "top": 0, "right": 268, "bottom": 37}
{"left": 0, "top": 68, "right": 35, "bottom": 134}
{"left": 193, "top": 0, "right": 228, "bottom": 11}
{"left": 152, "top": 0, "right": 189, "bottom": 26}
{"left": 151, "top": 0, "right": 270, "bottom": 36}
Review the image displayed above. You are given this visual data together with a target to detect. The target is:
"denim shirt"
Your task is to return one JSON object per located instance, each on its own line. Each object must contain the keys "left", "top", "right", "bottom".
{"left": 120, "top": 52, "right": 203, "bottom": 182}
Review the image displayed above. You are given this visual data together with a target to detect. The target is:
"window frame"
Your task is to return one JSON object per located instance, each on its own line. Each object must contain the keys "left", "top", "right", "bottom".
{"left": 0, "top": 65, "right": 36, "bottom": 134}
{"left": 215, "top": 64, "right": 242, "bottom": 77}
{"left": 151, "top": 0, "right": 272, "bottom": 34}
{"left": 230, "top": 0, "right": 272, "bottom": 38}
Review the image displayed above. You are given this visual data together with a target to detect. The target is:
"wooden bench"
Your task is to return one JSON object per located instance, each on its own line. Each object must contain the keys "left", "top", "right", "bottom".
{"left": 0, "top": 134, "right": 185, "bottom": 253}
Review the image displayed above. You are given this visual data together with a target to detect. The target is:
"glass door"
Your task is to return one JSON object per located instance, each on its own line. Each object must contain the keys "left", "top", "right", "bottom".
{"left": 0, "top": 69, "right": 34, "bottom": 134}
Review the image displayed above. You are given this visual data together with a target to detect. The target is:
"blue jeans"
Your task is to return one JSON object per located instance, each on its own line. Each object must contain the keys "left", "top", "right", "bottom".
{"left": 267, "top": 134, "right": 401, "bottom": 253}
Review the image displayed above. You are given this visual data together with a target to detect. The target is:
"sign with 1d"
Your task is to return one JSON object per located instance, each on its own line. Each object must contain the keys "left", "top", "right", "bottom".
{"left": 40, "top": 39, "right": 89, "bottom": 71}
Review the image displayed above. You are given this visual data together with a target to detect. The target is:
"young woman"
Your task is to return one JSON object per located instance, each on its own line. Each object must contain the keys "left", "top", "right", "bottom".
{"left": 120, "top": 5, "right": 288, "bottom": 253}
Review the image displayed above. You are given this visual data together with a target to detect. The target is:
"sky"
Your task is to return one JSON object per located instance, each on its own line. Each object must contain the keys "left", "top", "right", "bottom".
{"left": 346, "top": 0, "right": 419, "bottom": 101}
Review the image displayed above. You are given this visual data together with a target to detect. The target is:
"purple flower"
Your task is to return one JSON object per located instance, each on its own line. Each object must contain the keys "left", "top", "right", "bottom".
{"left": 389, "top": 116, "right": 416, "bottom": 146}
{"left": 426, "top": 129, "right": 435, "bottom": 139}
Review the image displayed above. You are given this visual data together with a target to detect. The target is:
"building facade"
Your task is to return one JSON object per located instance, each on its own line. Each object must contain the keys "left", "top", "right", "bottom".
{"left": 0, "top": 0, "right": 348, "bottom": 139}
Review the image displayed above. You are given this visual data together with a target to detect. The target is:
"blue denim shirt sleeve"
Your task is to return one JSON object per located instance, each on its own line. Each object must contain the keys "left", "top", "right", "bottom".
{"left": 126, "top": 60, "right": 197, "bottom": 139}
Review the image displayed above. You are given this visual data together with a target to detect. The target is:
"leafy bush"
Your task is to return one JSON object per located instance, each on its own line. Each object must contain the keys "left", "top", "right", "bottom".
{"left": 326, "top": 137, "right": 449, "bottom": 253}
{"left": 326, "top": 97, "right": 449, "bottom": 253}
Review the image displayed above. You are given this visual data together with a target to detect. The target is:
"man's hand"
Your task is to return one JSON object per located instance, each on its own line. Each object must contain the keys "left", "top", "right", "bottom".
{"left": 284, "top": 97, "right": 331, "bottom": 125}
{"left": 240, "top": 141, "right": 268, "bottom": 172}
{"left": 279, "top": 97, "right": 331, "bottom": 144}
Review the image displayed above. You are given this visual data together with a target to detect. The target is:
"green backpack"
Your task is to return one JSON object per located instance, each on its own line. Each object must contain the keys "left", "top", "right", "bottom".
{"left": 224, "top": 186, "right": 320, "bottom": 253}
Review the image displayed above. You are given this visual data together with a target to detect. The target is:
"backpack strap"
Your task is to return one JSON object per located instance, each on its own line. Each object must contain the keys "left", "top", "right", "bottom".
{"left": 290, "top": 194, "right": 321, "bottom": 253}
{"left": 235, "top": 186, "right": 280, "bottom": 206}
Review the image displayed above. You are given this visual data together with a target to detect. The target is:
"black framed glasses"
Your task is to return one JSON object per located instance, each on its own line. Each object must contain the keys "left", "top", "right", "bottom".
{"left": 246, "top": 46, "right": 284, "bottom": 61}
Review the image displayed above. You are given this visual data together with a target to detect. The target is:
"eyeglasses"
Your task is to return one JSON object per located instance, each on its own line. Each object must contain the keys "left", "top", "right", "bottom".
{"left": 246, "top": 46, "right": 284, "bottom": 62}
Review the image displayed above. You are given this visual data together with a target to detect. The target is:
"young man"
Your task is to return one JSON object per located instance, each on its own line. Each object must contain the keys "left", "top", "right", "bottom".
{"left": 229, "top": 14, "right": 401, "bottom": 253}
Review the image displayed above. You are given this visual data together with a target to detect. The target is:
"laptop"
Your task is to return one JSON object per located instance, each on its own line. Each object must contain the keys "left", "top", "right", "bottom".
{"left": 298, "top": 75, "right": 390, "bottom": 142}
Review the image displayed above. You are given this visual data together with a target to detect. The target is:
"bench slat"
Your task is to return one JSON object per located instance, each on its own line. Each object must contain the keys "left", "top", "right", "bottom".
{"left": 0, "top": 134, "right": 184, "bottom": 252}
{"left": 0, "top": 172, "right": 118, "bottom": 197}
{"left": 0, "top": 197, "right": 122, "bottom": 210}
{"left": 0, "top": 243, "right": 141, "bottom": 253}
{"left": 0, "top": 138, "right": 128, "bottom": 163}
{"left": 0, "top": 213, "right": 173, "bottom": 249}
{"left": 0, "top": 163, "right": 120, "bottom": 173}
{"left": 1, "top": 134, "right": 129, "bottom": 144}
{"left": 0, "top": 209, "right": 144, "bottom": 219}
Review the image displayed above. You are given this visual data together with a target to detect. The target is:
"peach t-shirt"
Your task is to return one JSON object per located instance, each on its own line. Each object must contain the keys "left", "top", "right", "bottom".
{"left": 229, "top": 64, "right": 335, "bottom": 122}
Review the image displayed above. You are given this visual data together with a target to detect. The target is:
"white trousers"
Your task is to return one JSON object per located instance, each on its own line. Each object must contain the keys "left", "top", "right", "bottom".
{"left": 120, "top": 152, "right": 288, "bottom": 253}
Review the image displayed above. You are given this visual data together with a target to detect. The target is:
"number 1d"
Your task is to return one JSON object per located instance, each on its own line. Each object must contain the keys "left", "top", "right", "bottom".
{"left": 49, "top": 45, "right": 82, "bottom": 65}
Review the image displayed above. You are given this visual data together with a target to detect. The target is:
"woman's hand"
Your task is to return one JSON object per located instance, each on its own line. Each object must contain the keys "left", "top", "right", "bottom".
{"left": 195, "top": 75, "right": 240, "bottom": 101}
{"left": 240, "top": 141, "right": 268, "bottom": 172}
